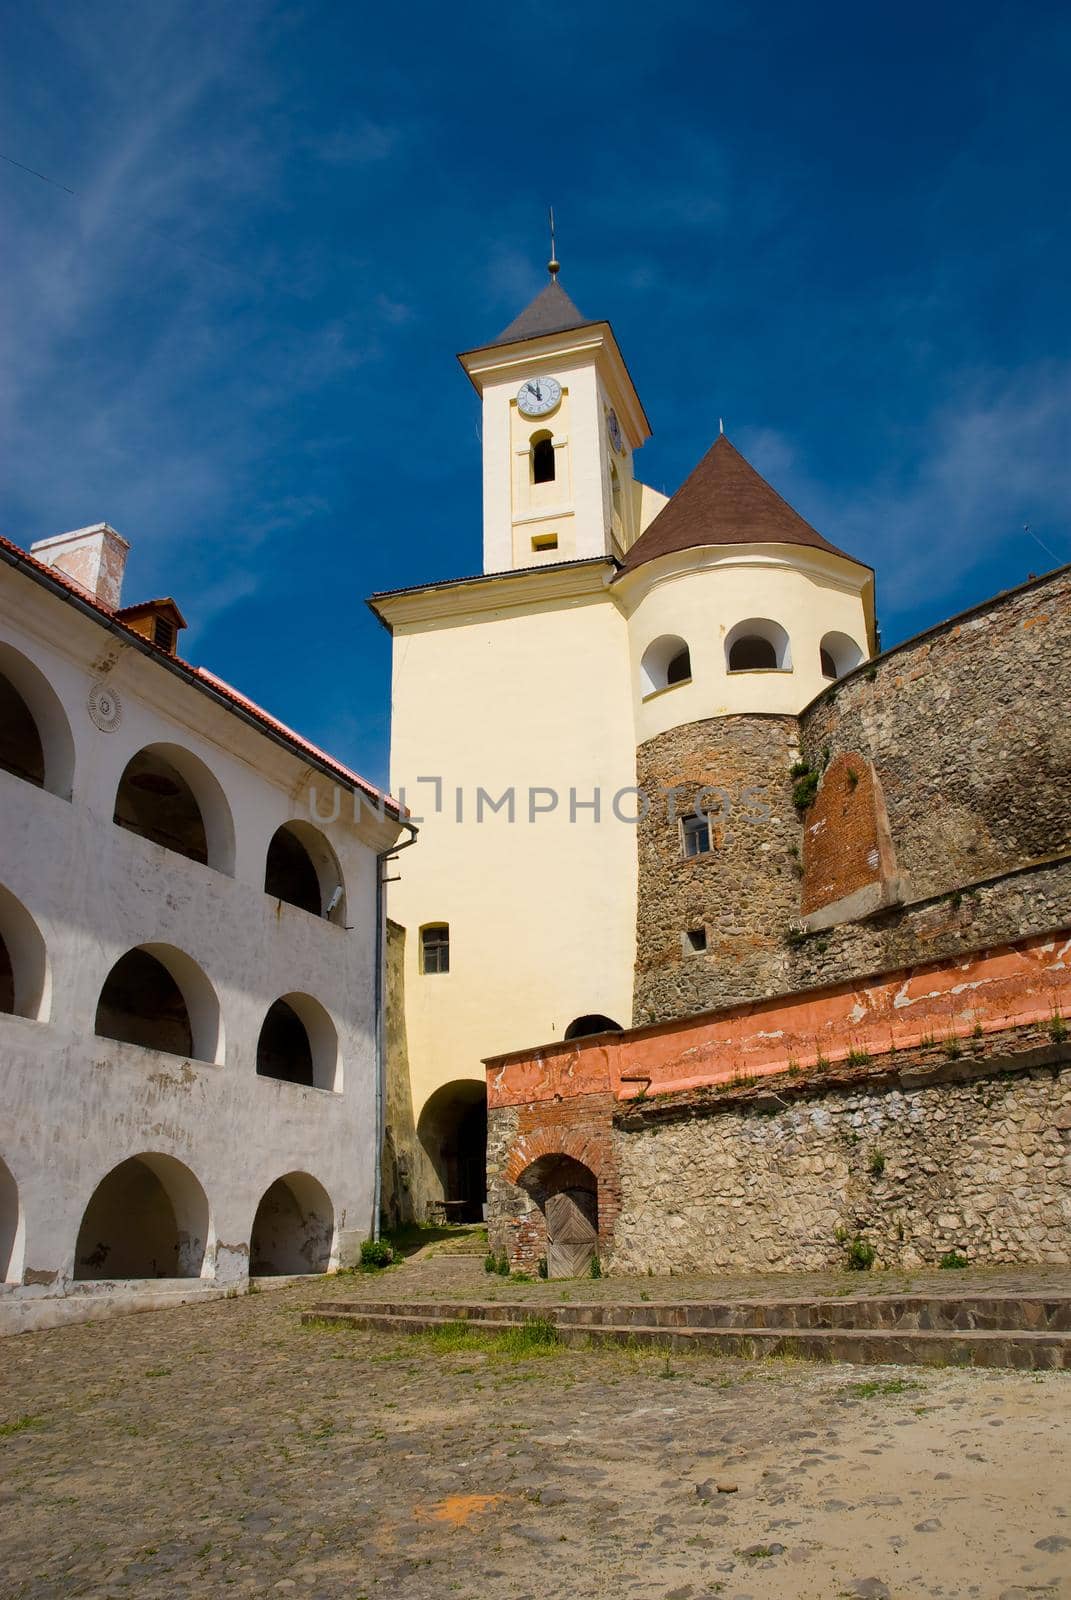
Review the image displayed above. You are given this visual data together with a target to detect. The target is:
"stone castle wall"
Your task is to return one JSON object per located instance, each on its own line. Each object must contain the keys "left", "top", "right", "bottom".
{"left": 487, "top": 1038, "right": 1071, "bottom": 1276}
{"left": 633, "top": 714, "right": 802, "bottom": 1024}
{"left": 632, "top": 567, "right": 1071, "bottom": 1027}
{"left": 799, "top": 567, "right": 1071, "bottom": 906}
{"left": 610, "top": 1050, "right": 1071, "bottom": 1275}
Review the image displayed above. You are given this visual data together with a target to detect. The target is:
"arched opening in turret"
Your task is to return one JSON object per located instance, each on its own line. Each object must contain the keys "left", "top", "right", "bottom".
{"left": 531, "top": 432, "right": 556, "bottom": 485}
{"left": 819, "top": 631, "right": 865, "bottom": 680}
{"left": 726, "top": 618, "right": 791, "bottom": 673}
{"left": 640, "top": 635, "right": 692, "bottom": 697}
{"left": 564, "top": 1015, "right": 624, "bottom": 1040}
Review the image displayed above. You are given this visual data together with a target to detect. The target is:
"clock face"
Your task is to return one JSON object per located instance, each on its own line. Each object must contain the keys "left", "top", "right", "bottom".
{"left": 516, "top": 376, "right": 562, "bottom": 418}
{"left": 607, "top": 408, "right": 623, "bottom": 453}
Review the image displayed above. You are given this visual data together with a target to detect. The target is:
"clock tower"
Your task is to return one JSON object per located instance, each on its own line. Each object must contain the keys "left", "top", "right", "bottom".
{"left": 458, "top": 267, "right": 660, "bottom": 574}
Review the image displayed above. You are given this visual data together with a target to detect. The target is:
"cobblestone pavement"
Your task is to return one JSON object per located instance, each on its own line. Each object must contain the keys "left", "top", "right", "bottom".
{"left": 2, "top": 1262, "right": 1070, "bottom": 1600}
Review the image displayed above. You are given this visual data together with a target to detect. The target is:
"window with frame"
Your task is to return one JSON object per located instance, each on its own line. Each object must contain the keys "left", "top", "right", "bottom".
{"left": 681, "top": 813, "right": 711, "bottom": 858}
{"left": 420, "top": 923, "right": 450, "bottom": 975}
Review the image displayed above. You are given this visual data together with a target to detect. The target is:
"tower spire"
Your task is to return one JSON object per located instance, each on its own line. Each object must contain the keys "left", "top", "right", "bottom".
{"left": 547, "top": 206, "right": 560, "bottom": 278}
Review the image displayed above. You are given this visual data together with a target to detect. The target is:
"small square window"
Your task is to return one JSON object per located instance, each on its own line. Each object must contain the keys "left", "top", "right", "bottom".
{"left": 532, "top": 533, "right": 559, "bottom": 552}
{"left": 681, "top": 814, "right": 711, "bottom": 858}
{"left": 684, "top": 927, "right": 707, "bottom": 954}
{"left": 420, "top": 924, "right": 449, "bottom": 975}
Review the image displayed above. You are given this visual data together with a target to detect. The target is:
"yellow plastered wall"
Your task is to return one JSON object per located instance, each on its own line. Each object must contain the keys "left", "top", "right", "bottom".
{"left": 386, "top": 581, "right": 639, "bottom": 1121}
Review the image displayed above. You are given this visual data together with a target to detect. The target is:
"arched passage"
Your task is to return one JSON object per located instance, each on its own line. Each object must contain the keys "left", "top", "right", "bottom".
{"left": 249, "top": 1172, "right": 334, "bottom": 1276}
{"left": 256, "top": 993, "right": 339, "bottom": 1091}
{"left": 564, "top": 1014, "right": 624, "bottom": 1041}
{"left": 94, "top": 944, "right": 222, "bottom": 1062}
{"left": 0, "top": 884, "right": 49, "bottom": 1020}
{"left": 417, "top": 1079, "right": 488, "bottom": 1222}
{"left": 264, "top": 821, "right": 345, "bottom": 922}
{"left": 517, "top": 1154, "right": 598, "bottom": 1279}
{"left": 0, "top": 1156, "right": 22, "bottom": 1283}
{"left": 74, "top": 1153, "right": 209, "bottom": 1280}
{"left": 0, "top": 642, "right": 75, "bottom": 799}
{"left": 113, "top": 743, "right": 235, "bottom": 873}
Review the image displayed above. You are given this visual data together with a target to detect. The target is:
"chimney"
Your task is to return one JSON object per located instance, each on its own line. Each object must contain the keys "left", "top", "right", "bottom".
{"left": 30, "top": 523, "right": 130, "bottom": 611}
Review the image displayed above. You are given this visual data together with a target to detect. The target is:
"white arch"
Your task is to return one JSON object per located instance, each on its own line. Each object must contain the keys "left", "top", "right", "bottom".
{"left": 820, "top": 630, "right": 865, "bottom": 679}
{"left": 114, "top": 741, "right": 236, "bottom": 875}
{"left": 249, "top": 1171, "right": 336, "bottom": 1275}
{"left": 640, "top": 634, "right": 692, "bottom": 697}
{"left": 74, "top": 1152, "right": 212, "bottom": 1280}
{"left": 725, "top": 617, "right": 792, "bottom": 672}
{"left": 257, "top": 992, "right": 340, "bottom": 1092}
{"left": 0, "top": 883, "right": 50, "bottom": 1021}
{"left": 0, "top": 641, "right": 76, "bottom": 800}
{"left": 95, "top": 942, "right": 224, "bottom": 1064}
{"left": 266, "top": 820, "right": 347, "bottom": 924}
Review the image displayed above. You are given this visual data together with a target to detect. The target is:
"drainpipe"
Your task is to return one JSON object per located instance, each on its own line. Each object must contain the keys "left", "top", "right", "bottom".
{"left": 372, "top": 824, "right": 418, "bottom": 1242}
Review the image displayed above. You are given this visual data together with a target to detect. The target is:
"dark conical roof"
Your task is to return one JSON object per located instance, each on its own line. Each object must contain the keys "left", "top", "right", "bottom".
{"left": 619, "top": 434, "right": 862, "bottom": 574}
{"left": 489, "top": 279, "right": 594, "bottom": 346}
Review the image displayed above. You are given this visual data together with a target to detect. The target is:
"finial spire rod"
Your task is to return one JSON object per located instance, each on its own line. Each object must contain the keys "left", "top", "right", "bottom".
{"left": 548, "top": 206, "right": 560, "bottom": 277}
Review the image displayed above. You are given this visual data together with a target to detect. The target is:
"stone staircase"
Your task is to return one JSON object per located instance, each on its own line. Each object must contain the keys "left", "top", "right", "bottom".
{"left": 304, "top": 1291, "right": 1071, "bottom": 1369}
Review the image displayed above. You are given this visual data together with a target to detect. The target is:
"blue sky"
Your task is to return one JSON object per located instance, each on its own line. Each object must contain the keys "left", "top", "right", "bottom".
{"left": 3, "top": 1, "right": 1070, "bottom": 789}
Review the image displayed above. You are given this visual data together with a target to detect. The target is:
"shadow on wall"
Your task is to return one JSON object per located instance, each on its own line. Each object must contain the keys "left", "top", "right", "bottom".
{"left": 249, "top": 1172, "right": 335, "bottom": 1276}
{"left": 74, "top": 1153, "right": 209, "bottom": 1280}
{"left": 381, "top": 920, "right": 425, "bottom": 1227}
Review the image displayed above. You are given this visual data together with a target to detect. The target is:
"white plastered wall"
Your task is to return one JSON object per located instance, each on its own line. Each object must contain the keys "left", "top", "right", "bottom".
{"left": 0, "top": 567, "right": 398, "bottom": 1333}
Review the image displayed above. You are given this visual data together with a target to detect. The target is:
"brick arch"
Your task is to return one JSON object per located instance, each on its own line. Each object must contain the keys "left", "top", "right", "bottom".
{"left": 506, "top": 1128, "right": 608, "bottom": 1186}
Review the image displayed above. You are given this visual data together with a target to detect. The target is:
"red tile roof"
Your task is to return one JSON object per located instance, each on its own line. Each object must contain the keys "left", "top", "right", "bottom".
{"left": 0, "top": 532, "right": 402, "bottom": 817}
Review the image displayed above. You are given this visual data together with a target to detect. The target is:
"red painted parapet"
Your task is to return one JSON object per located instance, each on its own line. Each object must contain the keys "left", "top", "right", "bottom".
{"left": 485, "top": 930, "right": 1071, "bottom": 1109}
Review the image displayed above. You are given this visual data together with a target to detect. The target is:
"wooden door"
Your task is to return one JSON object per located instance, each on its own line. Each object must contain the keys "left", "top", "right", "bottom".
{"left": 545, "top": 1186, "right": 598, "bottom": 1279}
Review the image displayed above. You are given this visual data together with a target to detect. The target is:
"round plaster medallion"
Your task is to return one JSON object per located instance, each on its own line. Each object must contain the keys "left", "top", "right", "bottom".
{"left": 87, "top": 681, "right": 123, "bottom": 733}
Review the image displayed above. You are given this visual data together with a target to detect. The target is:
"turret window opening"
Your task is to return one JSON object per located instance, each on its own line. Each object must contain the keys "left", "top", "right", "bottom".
{"left": 640, "top": 635, "right": 692, "bottom": 698}
{"left": 681, "top": 813, "right": 712, "bottom": 858}
{"left": 421, "top": 923, "right": 450, "bottom": 975}
{"left": 666, "top": 647, "right": 691, "bottom": 685}
{"left": 725, "top": 618, "right": 792, "bottom": 674}
{"left": 531, "top": 433, "right": 555, "bottom": 485}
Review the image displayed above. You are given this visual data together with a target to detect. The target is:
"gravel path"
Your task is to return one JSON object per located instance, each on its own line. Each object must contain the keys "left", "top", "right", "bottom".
{"left": 1, "top": 1264, "right": 1069, "bottom": 1599}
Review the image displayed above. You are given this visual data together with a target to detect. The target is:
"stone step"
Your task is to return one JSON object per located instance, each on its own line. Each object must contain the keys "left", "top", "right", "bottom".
{"left": 314, "top": 1292, "right": 1071, "bottom": 1335}
{"left": 302, "top": 1306, "right": 1071, "bottom": 1370}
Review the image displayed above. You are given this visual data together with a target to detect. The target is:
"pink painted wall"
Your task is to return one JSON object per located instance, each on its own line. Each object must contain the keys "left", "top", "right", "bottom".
{"left": 486, "top": 930, "right": 1071, "bottom": 1110}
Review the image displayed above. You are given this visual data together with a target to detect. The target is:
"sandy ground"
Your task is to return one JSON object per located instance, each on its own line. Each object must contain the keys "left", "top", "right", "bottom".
{"left": 0, "top": 1274, "right": 1069, "bottom": 1599}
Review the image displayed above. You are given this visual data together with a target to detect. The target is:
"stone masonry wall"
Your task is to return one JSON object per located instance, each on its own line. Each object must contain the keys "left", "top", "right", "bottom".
{"left": 800, "top": 565, "right": 1071, "bottom": 905}
{"left": 381, "top": 919, "right": 423, "bottom": 1228}
{"left": 633, "top": 568, "right": 1071, "bottom": 1025}
{"left": 487, "top": 1092, "right": 621, "bottom": 1273}
{"left": 611, "top": 1051, "right": 1071, "bottom": 1275}
{"left": 633, "top": 714, "right": 802, "bottom": 1024}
